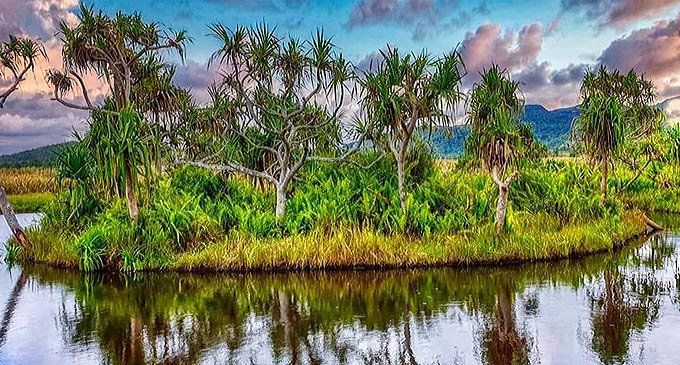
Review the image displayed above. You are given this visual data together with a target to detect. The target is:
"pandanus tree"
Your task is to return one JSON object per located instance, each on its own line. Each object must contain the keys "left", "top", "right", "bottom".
{"left": 46, "top": 4, "right": 189, "bottom": 221}
{"left": 358, "top": 47, "right": 465, "bottom": 213}
{"left": 0, "top": 35, "right": 45, "bottom": 248}
{"left": 181, "top": 24, "right": 358, "bottom": 219}
{"left": 572, "top": 66, "right": 664, "bottom": 204}
{"left": 466, "top": 66, "right": 534, "bottom": 234}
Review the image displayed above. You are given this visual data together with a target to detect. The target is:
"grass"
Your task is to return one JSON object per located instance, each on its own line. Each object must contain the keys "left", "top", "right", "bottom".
{"left": 19, "top": 204, "right": 647, "bottom": 272}
{"left": 7, "top": 193, "right": 54, "bottom": 213}
{"left": 0, "top": 167, "right": 58, "bottom": 194}
{"left": 0, "top": 168, "right": 58, "bottom": 213}
{"left": 12, "top": 154, "right": 675, "bottom": 273}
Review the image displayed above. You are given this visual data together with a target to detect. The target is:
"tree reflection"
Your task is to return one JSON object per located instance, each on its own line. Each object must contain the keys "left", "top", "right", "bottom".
{"left": 0, "top": 269, "right": 28, "bottom": 349}
{"left": 478, "top": 279, "right": 531, "bottom": 365}
{"left": 8, "top": 231, "right": 677, "bottom": 364}
{"left": 587, "top": 233, "right": 672, "bottom": 365}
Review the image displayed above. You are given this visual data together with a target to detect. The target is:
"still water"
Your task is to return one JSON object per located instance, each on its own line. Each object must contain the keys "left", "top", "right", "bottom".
{"left": 0, "top": 214, "right": 679, "bottom": 365}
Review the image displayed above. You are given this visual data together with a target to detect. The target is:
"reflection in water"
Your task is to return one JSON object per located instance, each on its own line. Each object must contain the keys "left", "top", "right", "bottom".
{"left": 0, "top": 232, "right": 679, "bottom": 364}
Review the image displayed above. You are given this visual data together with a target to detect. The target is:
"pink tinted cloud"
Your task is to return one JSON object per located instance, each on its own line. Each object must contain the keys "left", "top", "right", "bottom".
{"left": 460, "top": 23, "right": 543, "bottom": 81}
{"left": 598, "top": 13, "right": 680, "bottom": 82}
{"left": 562, "top": 0, "right": 679, "bottom": 28}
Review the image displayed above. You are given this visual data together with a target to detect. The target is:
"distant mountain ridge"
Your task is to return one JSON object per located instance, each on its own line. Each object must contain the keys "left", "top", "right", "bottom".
{"left": 2, "top": 98, "right": 678, "bottom": 164}
{"left": 431, "top": 104, "right": 578, "bottom": 157}
{"left": 0, "top": 142, "right": 75, "bottom": 167}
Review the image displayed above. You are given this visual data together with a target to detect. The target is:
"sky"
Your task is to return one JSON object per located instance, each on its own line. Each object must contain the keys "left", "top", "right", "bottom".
{"left": 1, "top": 0, "right": 680, "bottom": 154}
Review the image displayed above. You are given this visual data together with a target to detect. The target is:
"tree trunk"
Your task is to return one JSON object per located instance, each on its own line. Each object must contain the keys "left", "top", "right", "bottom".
{"left": 495, "top": 183, "right": 510, "bottom": 235}
{"left": 275, "top": 183, "right": 287, "bottom": 220}
{"left": 396, "top": 152, "right": 407, "bottom": 214}
{"left": 0, "top": 185, "right": 30, "bottom": 248}
{"left": 492, "top": 168, "right": 518, "bottom": 235}
{"left": 600, "top": 159, "right": 608, "bottom": 206}
{"left": 124, "top": 160, "right": 139, "bottom": 221}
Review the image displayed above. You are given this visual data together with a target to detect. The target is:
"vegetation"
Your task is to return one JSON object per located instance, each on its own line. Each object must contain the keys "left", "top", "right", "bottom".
{"left": 571, "top": 66, "right": 664, "bottom": 204}
{"left": 46, "top": 3, "right": 190, "bottom": 221}
{"left": 3, "top": 5, "right": 678, "bottom": 273}
{"left": 0, "top": 34, "right": 46, "bottom": 248}
{"left": 465, "top": 65, "right": 545, "bottom": 233}
{"left": 0, "top": 168, "right": 57, "bottom": 213}
{"left": 358, "top": 47, "right": 465, "bottom": 212}
{"left": 177, "top": 24, "right": 357, "bottom": 219}
{"left": 0, "top": 142, "right": 76, "bottom": 167}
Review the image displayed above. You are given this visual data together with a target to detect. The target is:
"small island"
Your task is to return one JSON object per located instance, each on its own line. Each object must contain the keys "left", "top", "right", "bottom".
{"left": 1, "top": 5, "right": 678, "bottom": 273}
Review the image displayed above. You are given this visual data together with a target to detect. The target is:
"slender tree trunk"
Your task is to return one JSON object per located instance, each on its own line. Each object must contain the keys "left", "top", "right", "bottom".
{"left": 600, "top": 159, "right": 608, "bottom": 206}
{"left": 275, "top": 182, "right": 287, "bottom": 220}
{"left": 0, "top": 185, "right": 30, "bottom": 248}
{"left": 124, "top": 160, "right": 139, "bottom": 221}
{"left": 495, "top": 183, "right": 510, "bottom": 234}
{"left": 492, "top": 168, "right": 518, "bottom": 235}
{"left": 396, "top": 152, "right": 407, "bottom": 214}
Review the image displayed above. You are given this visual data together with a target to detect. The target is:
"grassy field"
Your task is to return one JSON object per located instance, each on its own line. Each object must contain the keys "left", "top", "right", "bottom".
{"left": 0, "top": 168, "right": 57, "bottom": 213}
{"left": 0, "top": 167, "right": 58, "bottom": 194}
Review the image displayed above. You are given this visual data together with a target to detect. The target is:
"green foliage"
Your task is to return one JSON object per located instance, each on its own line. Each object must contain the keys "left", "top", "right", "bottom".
{"left": 3, "top": 242, "right": 21, "bottom": 264}
{"left": 465, "top": 65, "right": 539, "bottom": 173}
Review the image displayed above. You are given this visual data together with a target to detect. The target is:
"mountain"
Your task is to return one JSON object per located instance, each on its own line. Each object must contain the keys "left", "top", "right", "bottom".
{"left": 431, "top": 104, "right": 578, "bottom": 157}
{"left": 4, "top": 98, "right": 676, "bottom": 164}
{"left": 0, "top": 142, "right": 75, "bottom": 167}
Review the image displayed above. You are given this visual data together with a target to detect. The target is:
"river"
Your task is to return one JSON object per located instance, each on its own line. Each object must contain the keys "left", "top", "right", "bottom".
{"left": 0, "top": 214, "right": 679, "bottom": 364}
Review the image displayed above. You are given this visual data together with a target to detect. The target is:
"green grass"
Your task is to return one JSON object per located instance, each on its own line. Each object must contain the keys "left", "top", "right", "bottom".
{"left": 7, "top": 193, "right": 54, "bottom": 213}
{"left": 13, "top": 153, "right": 674, "bottom": 273}
{"left": 20, "top": 209, "right": 646, "bottom": 272}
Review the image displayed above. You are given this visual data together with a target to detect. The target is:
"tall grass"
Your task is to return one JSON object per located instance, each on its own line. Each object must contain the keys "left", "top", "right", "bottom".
{"left": 17, "top": 151, "right": 660, "bottom": 272}
{"left": 0, "top": 167, "right": 58, "bottom": 194}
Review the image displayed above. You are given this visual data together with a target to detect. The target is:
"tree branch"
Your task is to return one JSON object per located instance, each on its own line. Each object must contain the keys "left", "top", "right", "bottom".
{"left": 0, "top": 61, "right": 32, "bottom": 108}
{"left": 177, "top": 159, "right": 277, "bottom": 184}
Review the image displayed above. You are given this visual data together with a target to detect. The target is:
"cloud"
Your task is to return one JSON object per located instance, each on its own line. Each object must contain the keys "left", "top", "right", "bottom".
{"left": 346, "top": 0, "right": 464, "bottom": 40}
{"left": 472, "top": 1, "right": 490, "bottom": 15}
{"left": 561, "top": 0, "right": 678, "bottom": 28}
{"left": 460, "top": 23, "right": 543, "bottom": 81}
{"left": 173, "top": 59, "right": 221, "bottom": 104}
{"left": 0, "top": 0, "right": 78, "bottom": 39}
{"left": 514, "top": 62, "right": 586, "bottom": 108}
{"left": 0, "top": 91, "right": 88, "bottom": 154}
{"left": 457, "top": 22, "right": 587, "bottom": 108}
{"left": 597, "top": 13, "right": 680, "bottom": 83}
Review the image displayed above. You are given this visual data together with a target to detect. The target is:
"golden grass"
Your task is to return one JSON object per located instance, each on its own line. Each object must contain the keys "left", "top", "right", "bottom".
{"left": 19, "top": 210, "right": 647, "bottom": 272}
{"left": 168, "top": 210, "right": 646, "bottom": 272}
{"left": 0, "top": 167, "right": 58, "bottom": 194}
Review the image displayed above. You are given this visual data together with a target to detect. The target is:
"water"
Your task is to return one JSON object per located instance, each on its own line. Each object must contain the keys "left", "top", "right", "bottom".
{"left": 0, "top": 216, "right": 679, "bottom": 364}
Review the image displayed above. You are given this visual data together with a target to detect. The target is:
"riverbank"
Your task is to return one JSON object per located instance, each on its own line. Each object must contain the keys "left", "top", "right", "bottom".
{"left": 19, "top": 209, "right": 647, "bottom": 272}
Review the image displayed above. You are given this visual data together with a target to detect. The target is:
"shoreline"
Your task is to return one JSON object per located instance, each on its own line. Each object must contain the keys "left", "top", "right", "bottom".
{"left": 18, "top": 210, "right": 650, "bottom": 273}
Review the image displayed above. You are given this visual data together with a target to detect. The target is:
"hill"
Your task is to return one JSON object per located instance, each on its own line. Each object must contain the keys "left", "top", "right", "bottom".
{"left": 431, "top": 104, "right": 577, "bottom": 157}
{"left": 0, "top": 142, "right": 75, "bottom": 167}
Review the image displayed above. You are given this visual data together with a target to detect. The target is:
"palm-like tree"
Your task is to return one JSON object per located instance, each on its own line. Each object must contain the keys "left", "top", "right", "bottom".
{"left": 359, "top": 47, "right": 465, "bottom": 213}
{"left": 573, "top": 95, "right": 625, "bottom": 204}
{"left": 46, "top": 4, "right": 190, "bottom": 221}
{"left": 466, "top": 65, "right": 532, "bottom": 234}
{"left": 0, "top": 35, "right": 46, "bottom": 248}
{"left": 181, "top": 24, "right": 357, "bottom": 219}
{"left": 572, "top": 66, "right": 664, "bottom": 204}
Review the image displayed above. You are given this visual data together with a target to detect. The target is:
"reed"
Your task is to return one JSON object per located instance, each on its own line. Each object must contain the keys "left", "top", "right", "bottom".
{"left": 0, "top": 167, "right": 58, "bottom": 195}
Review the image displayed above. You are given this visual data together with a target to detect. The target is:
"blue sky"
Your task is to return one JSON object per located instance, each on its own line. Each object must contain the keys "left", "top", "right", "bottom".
{"left": 1, "top": 0, "right": 680, "bottom": 153}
